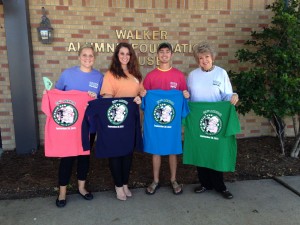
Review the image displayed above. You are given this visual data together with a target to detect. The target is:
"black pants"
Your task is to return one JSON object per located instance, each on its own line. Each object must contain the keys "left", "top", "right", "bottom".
{"left": 109, "top": 154, "right": 133, "bottom": 187}
{"left": 58, "top": 133, "right": 95, "bottom": 186}
{"left": 197, "top": 167, "right": 226, "bottom": 192}
{"left": 58, "top": 155, "right": 90, "bottom": 186}
{"left": 89, "top": 133, "right": 96, "bottom": 150}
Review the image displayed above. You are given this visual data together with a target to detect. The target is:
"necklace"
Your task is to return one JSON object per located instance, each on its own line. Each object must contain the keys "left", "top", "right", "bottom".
{"left": 201, "top": 65, "right": 215, "bottom": 72}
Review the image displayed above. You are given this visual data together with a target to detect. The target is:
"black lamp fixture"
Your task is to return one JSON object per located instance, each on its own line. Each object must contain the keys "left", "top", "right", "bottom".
{"left": 37, "top": 7, "right": 53, "bottom": 44}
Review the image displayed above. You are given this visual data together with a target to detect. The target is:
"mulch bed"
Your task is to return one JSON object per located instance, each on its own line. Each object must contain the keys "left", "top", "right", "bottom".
{"left": 0, "top": 136, "right": 299, "bottom": 200}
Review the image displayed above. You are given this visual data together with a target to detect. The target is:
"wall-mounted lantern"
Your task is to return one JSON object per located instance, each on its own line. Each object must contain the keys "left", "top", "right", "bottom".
{"left": 37, "top": 7, "right": 53, "bottom": 44}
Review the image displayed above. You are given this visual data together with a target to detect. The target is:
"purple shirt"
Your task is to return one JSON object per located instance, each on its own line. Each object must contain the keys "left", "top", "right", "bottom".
{"left": 55, "top": 66, "right": 103, "bottom": 97}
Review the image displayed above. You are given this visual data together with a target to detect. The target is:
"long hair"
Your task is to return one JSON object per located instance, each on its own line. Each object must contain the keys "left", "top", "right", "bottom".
{"left": 109, "top": 42, "right": 142, "bottom": 82}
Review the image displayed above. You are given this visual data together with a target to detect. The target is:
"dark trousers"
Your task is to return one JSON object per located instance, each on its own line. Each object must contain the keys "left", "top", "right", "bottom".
{"left": 109, "top": 154, "right": 133, "bottom": 187}
{"left": 197, "top": 166, "right": 226, "bottom": 192}
{"left": 89, "top": 133, "right": 96, "bottom": 150}
{"left": 58, "top": 155, "right": 90, "bottom": 186}
{"left": 58, "top": 133, "right": 95, "bottom": 186}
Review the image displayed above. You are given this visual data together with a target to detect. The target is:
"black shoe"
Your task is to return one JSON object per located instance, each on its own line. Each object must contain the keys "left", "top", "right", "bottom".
{"left": 56, "top": 198, "right": 66, "bottom": 208}
{"left": 77, "top": 190, "right": 93, "bottom": 200}
{"left": 194, "top": 186, "right": 207, "bottom": 193}
{"left": 221, "top": 190, "right": 233, "bottom": 199}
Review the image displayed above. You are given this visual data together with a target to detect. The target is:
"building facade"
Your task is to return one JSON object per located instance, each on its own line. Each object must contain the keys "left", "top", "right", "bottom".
{"left": 0, "top": 0, "right": 294, "bottom": 151}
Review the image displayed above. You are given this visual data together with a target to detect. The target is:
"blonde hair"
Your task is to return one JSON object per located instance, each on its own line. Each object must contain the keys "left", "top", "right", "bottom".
{"left": 193, "top": 42, "right": 216, "bottom": 63}
{"left": 78, "top": 43, "right": 96, "bottom": 56}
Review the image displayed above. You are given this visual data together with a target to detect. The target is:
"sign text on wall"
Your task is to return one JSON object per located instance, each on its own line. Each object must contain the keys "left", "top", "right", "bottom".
{"left": 68, "top": 30, "right": 194, "bottom": 66}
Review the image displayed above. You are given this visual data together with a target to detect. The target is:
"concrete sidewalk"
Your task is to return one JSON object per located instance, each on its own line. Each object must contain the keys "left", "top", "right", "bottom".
{"left": 0, "top": 176, "right": 299, "bottom": 225}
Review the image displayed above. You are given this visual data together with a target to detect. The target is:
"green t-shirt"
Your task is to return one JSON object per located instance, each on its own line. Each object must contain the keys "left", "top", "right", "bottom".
{"left": 183, "top": 101, "right": 241, "bottom": 172}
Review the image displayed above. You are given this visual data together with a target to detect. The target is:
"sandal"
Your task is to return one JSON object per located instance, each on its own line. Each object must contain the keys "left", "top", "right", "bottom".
{"left": 171, "top": 180, "right": 183, "bottom": 195}
{"left": 145, "top": 181, "right": 160, "bottom": 195}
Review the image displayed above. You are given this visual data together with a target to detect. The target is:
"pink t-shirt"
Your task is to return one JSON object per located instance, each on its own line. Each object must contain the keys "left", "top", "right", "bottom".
{"left": 42, "top": 89, "right": 93, "bottom": 157}
{"left": 143, "top": 67, "right": 187, "bottom": 91}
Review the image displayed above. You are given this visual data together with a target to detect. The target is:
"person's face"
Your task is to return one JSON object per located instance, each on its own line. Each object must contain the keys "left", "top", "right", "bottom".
{"left": 79, "top": 48, "right": 95, "bottom": 69}
{"left": 157, "top": 47, "right": 172, "bottom": 64}
{"left": 197, "top": 52, "right": 213, "bottom": 70}
{"left": 118, "top": 47, "right": 130, "bottom": 66}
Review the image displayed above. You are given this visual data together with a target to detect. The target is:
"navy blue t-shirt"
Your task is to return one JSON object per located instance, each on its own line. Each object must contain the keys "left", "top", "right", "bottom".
{"left": 82, "top": 97, "right": 143, "bottom": 158}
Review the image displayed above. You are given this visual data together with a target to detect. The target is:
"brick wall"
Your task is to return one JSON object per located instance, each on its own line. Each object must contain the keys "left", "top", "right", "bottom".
{"left": 0, "top": 6, "right": 14, "bottom": 150}
{"left": 1, "top": 0, "right": 295, "bottom": 150}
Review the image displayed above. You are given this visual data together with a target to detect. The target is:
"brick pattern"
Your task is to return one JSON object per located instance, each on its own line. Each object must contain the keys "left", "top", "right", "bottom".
{"left": 107, "top": 0, "right": 273, "bottom": 10}
{"left": 2, "top": 0, "right": 295, "bottom": 151}
{"left": 0, "top": 7, "right": 15, "bottom": 150}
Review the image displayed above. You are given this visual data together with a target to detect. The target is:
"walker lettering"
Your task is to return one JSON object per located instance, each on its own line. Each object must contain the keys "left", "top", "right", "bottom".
{"left": 67, "top": 29, "right": 194, "bottom": 66}
{"left": 115, "top": 30, "right": 168, "bottom": 40}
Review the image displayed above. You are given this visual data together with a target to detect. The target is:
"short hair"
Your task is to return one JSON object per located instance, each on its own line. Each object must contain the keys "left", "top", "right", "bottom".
{"left": 78, "top": 43, "right": 95, "bottom": 56}
{"left": 193, "top": 42, "right": 216, "bottom": 62}
{"left": 157, "top": 42, "right": 173, "bottom": 53}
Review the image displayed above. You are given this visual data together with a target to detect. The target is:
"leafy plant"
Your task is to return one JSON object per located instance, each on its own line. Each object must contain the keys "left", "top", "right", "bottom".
{"left": 230, "top": 0, "right": 300, "bottom": 157}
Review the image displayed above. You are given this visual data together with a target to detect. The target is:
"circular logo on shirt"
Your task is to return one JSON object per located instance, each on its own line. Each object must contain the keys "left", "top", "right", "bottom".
{"left": 53, "top": 103, "right": 78, "bottom": 127}
{"left": 199, "top": 113, "right": 222, "bottom": 135}
{"left": 107, "top": 103, "right": 128, "bottom": 125}
{"left": 153, "top": 102, "right": 175, "bottom": 125}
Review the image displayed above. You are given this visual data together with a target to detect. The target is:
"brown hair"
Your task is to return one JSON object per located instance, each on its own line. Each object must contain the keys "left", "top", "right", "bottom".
{"left": 109, "top": 42, "right": 142, "bottom": 82}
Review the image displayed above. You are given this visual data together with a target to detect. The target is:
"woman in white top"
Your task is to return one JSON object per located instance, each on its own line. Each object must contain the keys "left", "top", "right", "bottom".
{"left": 187, "top": 41, "right": 238, "bottom": 199}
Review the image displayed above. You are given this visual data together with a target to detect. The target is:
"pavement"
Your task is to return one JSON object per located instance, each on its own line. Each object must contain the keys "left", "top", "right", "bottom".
{"left": 0, "top": 176, "right": 299, "bottom": 225}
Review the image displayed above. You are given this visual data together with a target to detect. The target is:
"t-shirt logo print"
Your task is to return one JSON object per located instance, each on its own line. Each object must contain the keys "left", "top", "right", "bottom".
{"left": 200, "top": 113, "right": 222, "bottom": 135}
{"left": 153, "top": 102, "right": 175, "bottom": 125}
{"left": 53, "top": 103, "right": 78, "bottom": 127}
{"left": 107, "top": 103, "right": 128, "bottom": 125}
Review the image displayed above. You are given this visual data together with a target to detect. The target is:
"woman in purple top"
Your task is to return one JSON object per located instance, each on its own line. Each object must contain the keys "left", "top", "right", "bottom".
{"left": 54, "top": 43, "right": 103, "bottom": 208}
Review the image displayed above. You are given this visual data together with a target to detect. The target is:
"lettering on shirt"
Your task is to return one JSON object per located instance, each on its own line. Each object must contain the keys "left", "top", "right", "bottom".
{"left": 156, "top": 99, "right": 174, "bottom": 105}
{"left": 200, "top": 135, "right": 219, "bottom": 140}
{"left": 112, "top": 99, "right": 129, "bottom": 104}
{"left": 170, "top": 82, "right": 178, "bottom": 89}
{"left": 89, "top": 81, "right": 99, "bottom": 89}
{"left": 154, "top": 124, "right": 172, "bottom": 128}
{"left": 56, "top": 127, "right": 76, "bottom": 130}
{"left": 56, "top": 99, "right": 76, "bottom": 106}
{"left": 213, "top": 80, "right": 221, "bottom": 87}
{"left": 108, "top": 125, "right": 124, "bottom": 128}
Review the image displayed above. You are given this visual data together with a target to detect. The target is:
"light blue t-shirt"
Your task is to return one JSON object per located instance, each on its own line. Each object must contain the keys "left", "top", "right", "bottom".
{"left": 55, "top": 66, "right": 104, "bottom": 98}
{"left": 187, "top": 66, "right": 233, "bottom": 102}
{"left": 141, "top": 90, "right": 190, "bottom": 155}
